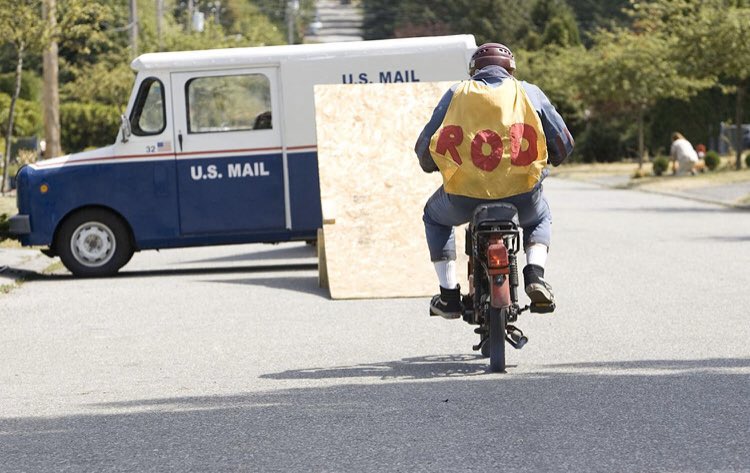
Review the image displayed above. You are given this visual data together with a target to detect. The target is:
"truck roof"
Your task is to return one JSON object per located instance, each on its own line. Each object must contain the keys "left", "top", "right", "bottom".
{"left": 131, "top": 35, "right": 476, "bottom": 72}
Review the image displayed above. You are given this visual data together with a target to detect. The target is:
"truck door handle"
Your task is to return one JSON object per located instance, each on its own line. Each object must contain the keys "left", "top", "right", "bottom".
{"left": 178, "top": 132, "right": 183, "bottom": 151}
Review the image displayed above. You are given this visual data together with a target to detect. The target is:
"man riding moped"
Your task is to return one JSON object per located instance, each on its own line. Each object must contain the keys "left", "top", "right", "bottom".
{"left": 415, "top": 42, "right": 575, "bottom": 319}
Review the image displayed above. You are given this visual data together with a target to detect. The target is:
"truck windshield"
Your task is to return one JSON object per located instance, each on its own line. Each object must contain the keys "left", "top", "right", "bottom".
{"left": 130, "top": 78, "right": 165, "bottom": 136}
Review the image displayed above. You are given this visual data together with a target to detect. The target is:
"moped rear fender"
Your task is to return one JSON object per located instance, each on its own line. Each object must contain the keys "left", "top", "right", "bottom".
{"left": 487, "top": 240, "right": 512, "bottom": 308}
{"left": 490, "top": 274, "right": 511, "bottom": 308}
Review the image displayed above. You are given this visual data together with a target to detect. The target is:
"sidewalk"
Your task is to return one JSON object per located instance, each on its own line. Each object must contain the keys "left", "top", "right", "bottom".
{"left": 552, "top": 164, "right": 750, "bottom": 210}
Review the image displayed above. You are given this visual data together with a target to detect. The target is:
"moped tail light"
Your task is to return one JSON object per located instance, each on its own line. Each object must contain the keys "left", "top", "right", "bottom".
{"left": 487, "top": 240, "right": 509, "bottom": 270}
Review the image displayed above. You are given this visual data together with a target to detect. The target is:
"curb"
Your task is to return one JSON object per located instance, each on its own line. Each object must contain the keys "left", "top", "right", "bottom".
{"left": 623, "top": 186, "right": 750, "bottom": 211}
{"left": 555, "top": 175, "right": 750, "bottom": 211}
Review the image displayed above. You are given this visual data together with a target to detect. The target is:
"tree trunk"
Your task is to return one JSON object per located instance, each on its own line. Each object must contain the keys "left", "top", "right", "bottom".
{"left": 43, "top": 0, "right": 62, "bottom": 159}
{"left": 1, "top": 45, "right": 24, "bottom": 195}
{"left": 735, "top": 82, "right": 745, "bottom": 170}
{"left": 637, "top": 108, "right": 645, "bottom": 169}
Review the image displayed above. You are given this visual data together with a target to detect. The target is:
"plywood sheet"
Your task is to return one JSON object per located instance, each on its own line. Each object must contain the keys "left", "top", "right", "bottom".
{"left": 314, "top": 82, "right": 468, "bottom": 299}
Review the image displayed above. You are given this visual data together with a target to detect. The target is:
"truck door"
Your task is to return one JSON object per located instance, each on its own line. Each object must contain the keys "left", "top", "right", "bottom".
{"left": 170, "top": 68, "right": 286, "bottom": 235}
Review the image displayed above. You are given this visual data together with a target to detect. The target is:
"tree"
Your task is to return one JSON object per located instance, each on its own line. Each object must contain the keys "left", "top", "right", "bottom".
{"left": 362, "top": 0, "right": 532, "bottom": 45}
{"left": 0, "top": 0, "right": 49, "bottom": 194}
{"left": 43, "top": 0, "right": 61, "bottom": 159}
{"left": 575, "top": 26, "right": 712, "bottom": 167}
{"left": 676, "top": 2, "right": 750, "bottom": 169}
{"left": 630, "top": 0, "right": 750, "bottom": 169}
{"left": 530, "top": 0, "right": 582, "bottom": 47}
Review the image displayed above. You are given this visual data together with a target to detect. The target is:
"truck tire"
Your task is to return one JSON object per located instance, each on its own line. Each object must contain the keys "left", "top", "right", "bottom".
{"left": 56, "top": 209, "right": 133, "bottom": 277}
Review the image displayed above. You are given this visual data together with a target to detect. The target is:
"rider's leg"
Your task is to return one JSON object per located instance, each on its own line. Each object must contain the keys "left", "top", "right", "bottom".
{"left": 423, "top": 187, "right": 481, "bottom": 318}
{"left": 506, "top": 186, "right": 555, "bottom": 305}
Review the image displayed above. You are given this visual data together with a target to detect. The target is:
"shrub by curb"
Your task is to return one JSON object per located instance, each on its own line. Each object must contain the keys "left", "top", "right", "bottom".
{"left": 704, "top": 151, "right": 720, "bottom": 170}
{"left": 652, "top": 156, "right": 669, "bottom": 176}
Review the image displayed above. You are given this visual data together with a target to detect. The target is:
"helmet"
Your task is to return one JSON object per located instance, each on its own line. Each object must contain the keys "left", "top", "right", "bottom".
{"left": 469, "top": 43, "right": 516, "bottom": 75}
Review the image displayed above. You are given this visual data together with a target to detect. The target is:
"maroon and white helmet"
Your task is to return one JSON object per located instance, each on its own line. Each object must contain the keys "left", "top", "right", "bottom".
{"left": 469, "top": 43, "right": 516, "bottom": 75}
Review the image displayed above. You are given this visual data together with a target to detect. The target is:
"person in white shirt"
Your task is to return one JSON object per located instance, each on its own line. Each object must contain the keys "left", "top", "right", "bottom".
{"left": 670, "top": 132, "right": 701, "bottom": 175}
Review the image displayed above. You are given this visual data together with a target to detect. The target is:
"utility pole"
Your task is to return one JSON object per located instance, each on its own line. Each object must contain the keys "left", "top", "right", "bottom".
{"left": 42, "top": 0, "right": 61, "bottom": 159}
{"left": 287, "top": 0, "right": 299, "bottom": 44}
{"left": 187, "top": 0, "right": 194, "bottom": 31}
{"left": 156, "top": 0, "right": 164, "bottom": 51}
{"left": 129, "top": 0, "right": 138, "bottom": 57}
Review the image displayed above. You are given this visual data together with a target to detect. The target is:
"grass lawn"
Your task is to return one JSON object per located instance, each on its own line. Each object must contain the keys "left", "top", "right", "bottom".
{"left": 554, "top": 156, "right": 748, "bottom": 183}
{"left": 0, "top": 193, "right": 16, "bottom": 216}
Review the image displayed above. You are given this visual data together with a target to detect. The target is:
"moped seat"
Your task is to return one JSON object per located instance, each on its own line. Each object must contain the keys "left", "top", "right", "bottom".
{"left": 471, "top": 203, "right": 520, "bottom": 227}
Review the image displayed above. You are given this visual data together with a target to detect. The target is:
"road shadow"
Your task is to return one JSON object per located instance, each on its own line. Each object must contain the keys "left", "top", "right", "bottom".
{"left": 1, "top": 357, "right": 747, "bottom": 472}
{"left": 260, "top": 355, "right": 750, "bottom": 381}
{"left": 260, "top": 354, "right": 490, "bottom": 380}
{"left": 536, "top": 357, "right": 750, "bottom": 371}
{"left": 694, "top": 235, "right": 750, "bottom": 243}
{"left": 0, "top": 266, "right": 27, "bottom": 282}
{"left": 204, "top": 274, "right": 327, "bottom": 298}
{"left": 182, "top": 244, "right": 317, "bottom": 265}
{"left": 19, "top": 263, "right": 318, "bottom": 281}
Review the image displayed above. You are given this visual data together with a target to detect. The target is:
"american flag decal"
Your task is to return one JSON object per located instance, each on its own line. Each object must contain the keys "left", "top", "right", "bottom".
{"left": 157, "top": 141, "right": 172, "bottom": 152}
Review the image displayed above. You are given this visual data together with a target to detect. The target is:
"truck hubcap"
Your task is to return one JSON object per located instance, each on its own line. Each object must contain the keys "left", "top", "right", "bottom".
{"left": 71, "top": 222, "right": 116, "bottom": 267}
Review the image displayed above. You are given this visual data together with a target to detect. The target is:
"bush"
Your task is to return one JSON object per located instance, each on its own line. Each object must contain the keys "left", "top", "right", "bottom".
{"left": 0, "top": 71, "right": 42, "bottom": 101}
{"left": 652, "top": 156, "right": 669, "bottom": 176}
{"left": 0, "top": 93, "right": 43, "bottom": 137}
{"left": 745, "top": 153, "right": 750, "bottom": 169}
{"left": 574, "top": 119, "right": 628, "bottom": 163}
{"left": 60, "top": 102, "right": 121, "bottom": 153}
{"left": 704, "top": 151, "right": 721, "bottom": 171}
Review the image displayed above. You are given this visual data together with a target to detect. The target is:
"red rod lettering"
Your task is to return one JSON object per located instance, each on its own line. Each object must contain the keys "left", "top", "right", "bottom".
{"left": 509, "top": 123, "right": 539, "bottom": 167}
{"left": 436, "top": 125, "right": 464, "bottom": 165}
{"left": 471, "top": 130, "right": 504, "bottom": 172}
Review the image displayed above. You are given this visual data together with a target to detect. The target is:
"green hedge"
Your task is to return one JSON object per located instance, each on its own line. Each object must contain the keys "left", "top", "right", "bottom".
{"left": 704, "top": 150, "right": 721, "bottom": 170}
{"left": 0, "top": 71, "right": 42, "bottom": 101}
{"left": 0, "top": 93, "right": 43, "bottom": 138}
{"left": 652, "top": 156, "right": 669, "bottom": 176}
{"left": 60, "top": 102, "right": 121, "bottom": 153}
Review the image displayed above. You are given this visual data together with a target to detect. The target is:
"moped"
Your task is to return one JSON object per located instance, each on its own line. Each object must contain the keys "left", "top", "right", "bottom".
{"left": 462, "top": 203, "right": 554, "bottom": 372}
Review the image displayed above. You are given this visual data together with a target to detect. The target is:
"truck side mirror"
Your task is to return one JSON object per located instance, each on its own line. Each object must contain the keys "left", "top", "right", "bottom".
{"left": 120, "top": 114, "right": 132, "bottom": 143}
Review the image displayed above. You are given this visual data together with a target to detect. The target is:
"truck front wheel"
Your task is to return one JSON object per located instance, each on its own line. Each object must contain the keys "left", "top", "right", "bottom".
{"left": 56, "top": 209, "right": 133, "bottom": 277}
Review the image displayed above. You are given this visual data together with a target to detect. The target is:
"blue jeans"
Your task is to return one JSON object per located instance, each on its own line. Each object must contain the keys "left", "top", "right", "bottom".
{"left": 423, "top": 185, "right": 551, "bottom": 261}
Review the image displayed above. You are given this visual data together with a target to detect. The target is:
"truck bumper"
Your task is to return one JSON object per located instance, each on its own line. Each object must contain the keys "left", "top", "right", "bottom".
{"left": 9, "top": 214, "right": 31, "bottom": 236}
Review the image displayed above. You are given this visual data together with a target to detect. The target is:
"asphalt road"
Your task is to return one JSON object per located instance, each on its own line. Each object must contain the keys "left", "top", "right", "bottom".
{"left": 1, "top": 178, "right": 748, "bottom": 472}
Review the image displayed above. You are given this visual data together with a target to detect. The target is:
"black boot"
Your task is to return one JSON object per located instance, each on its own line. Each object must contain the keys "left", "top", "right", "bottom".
{"left": 429, "top": 285, "right": 462, "bottom": 319}
{"left": 523, "top": 264, "right": 555, "bottom": 305}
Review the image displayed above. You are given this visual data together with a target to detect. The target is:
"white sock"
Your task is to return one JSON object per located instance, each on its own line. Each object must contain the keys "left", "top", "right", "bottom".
{"left": 434, "top": 260, "right": 458, "bottom": 289}
{"left": 526, "top": 243, "right": 548, "bottom": 268}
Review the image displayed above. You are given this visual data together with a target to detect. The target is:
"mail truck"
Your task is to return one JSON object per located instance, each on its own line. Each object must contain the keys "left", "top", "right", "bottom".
{"left": 10, "top": 35, "right": 476, "bottom": 276}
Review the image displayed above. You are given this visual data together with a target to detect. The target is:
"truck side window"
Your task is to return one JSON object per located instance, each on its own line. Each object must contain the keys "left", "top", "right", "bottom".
{"left": 186, "top": 74, "right": 272, "bottom": 133}
{"left": 130, "top": 78, "right": 166, "bottom": 136}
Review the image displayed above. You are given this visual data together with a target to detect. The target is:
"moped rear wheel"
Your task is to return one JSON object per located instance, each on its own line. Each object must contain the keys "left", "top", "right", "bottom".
{"left": 488, "top": 307, "right": 507, "bottom": 373}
